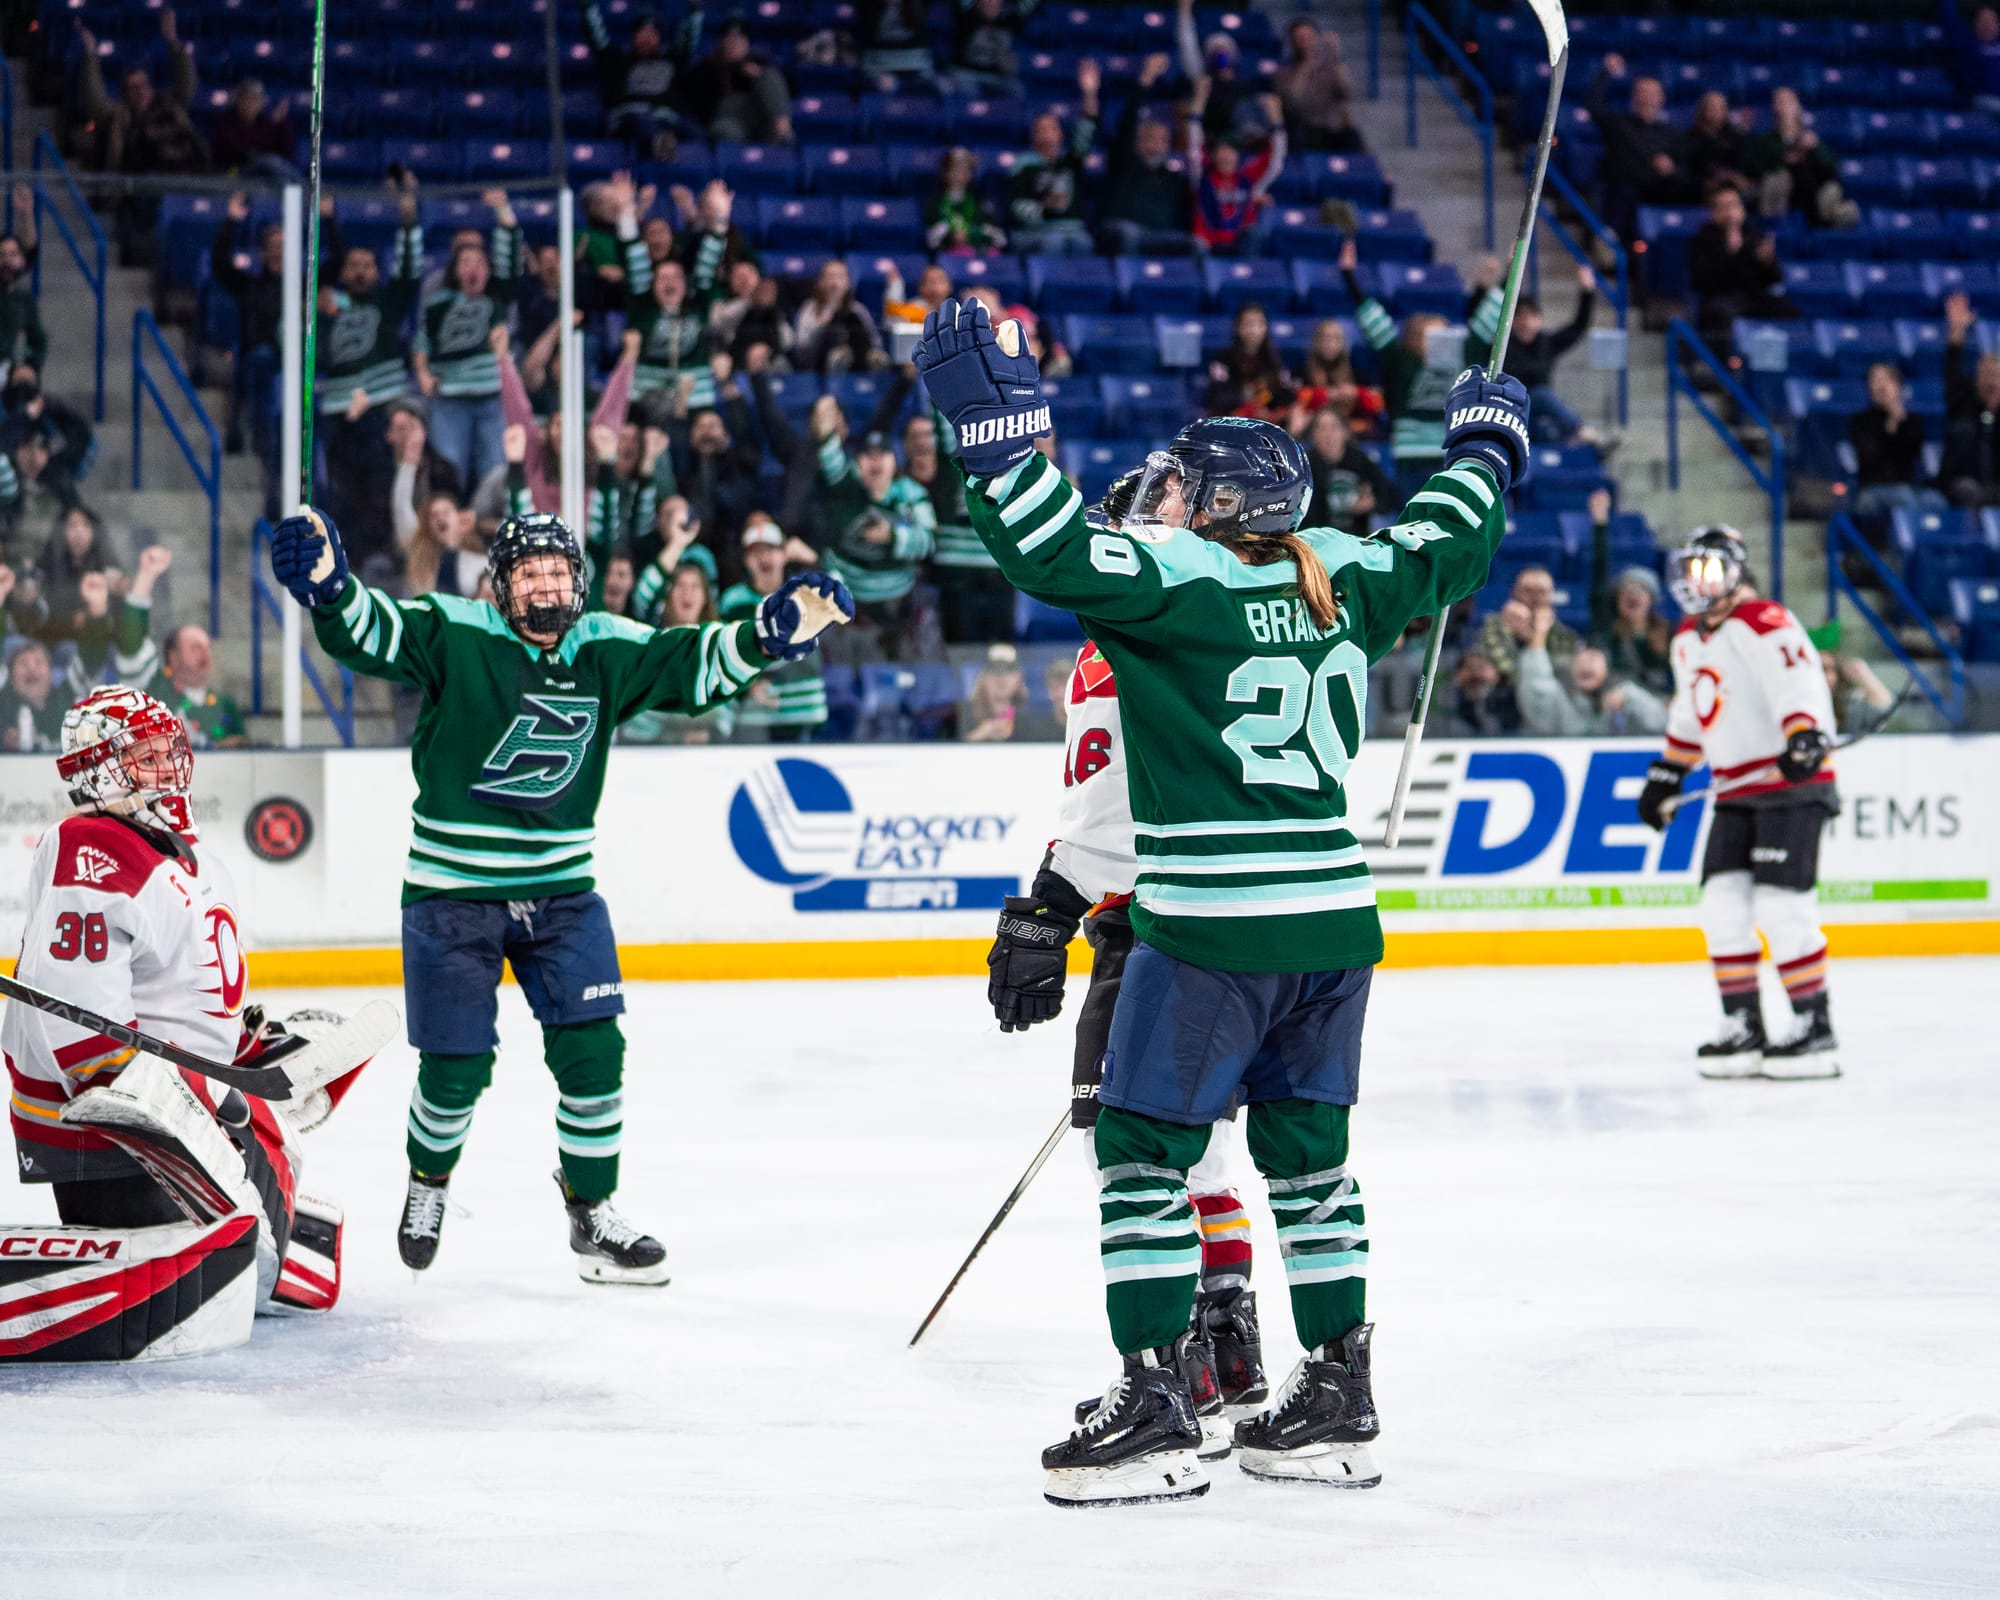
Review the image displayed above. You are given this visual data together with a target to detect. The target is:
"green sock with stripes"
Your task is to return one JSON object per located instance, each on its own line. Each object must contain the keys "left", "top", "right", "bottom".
{"left": 406, "top": 1050, "right": 494, "bottom": 1178}
{"left": 1247, "top": 1098, "right": 1367, "bottom": 1351}
{"left": 547, "top": 1018, "right": 625, "bottom": 1204}
{"left": 1095, "top": 1104, "right": 1212, "bottom": 1354}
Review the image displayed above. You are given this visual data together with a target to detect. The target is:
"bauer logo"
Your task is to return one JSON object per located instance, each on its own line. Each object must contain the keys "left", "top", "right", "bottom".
{"left": 726, "top": 757, "right": 1020, "bottom": 913}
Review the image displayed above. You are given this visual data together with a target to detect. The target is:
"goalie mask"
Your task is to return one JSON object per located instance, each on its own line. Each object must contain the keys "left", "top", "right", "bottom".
{"left": 58, "top": 686, "right": 196, "bottom": 835}
{"left": 489, "top": 513, "right": 587, "bottom": 645}
{"left": 1123, "top": 417, "right": 1314, "bottom": 539}
{"left": 1669, "top": 524, "right": 1750, "bottom": 615}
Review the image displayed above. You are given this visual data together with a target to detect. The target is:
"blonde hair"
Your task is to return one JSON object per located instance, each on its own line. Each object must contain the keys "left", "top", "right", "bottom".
{"left": 1227, "top": 530, "right": 1341, "bottom": 632}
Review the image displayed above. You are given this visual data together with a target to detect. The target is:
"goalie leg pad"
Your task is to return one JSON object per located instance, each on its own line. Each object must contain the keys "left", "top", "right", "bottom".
{"left": 266, "top": 1193, "right": 343, "bottom": 1316}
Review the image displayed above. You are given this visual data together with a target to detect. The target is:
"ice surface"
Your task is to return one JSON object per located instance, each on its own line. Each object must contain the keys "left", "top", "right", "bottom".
{"left": 5, "top": 960, "right": 1998, "bottom": 1600}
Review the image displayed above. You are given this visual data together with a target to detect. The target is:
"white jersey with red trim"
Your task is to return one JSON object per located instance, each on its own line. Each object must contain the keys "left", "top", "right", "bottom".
{"left": 1048, "top": 642, "right": 1138, "bottom": 903}
{"left": 1662, "top": 597, "right": 1838, "bottom": 803}
{"left": 5, "top": 812, "right": 248, "bottom": 1183}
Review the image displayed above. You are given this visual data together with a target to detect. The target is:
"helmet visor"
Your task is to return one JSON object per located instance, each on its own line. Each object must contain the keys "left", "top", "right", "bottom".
{"left": 1122, "top": 451, "right": 1194, "bottom": 531}
{"left": 1669, "top": 548, "right": 1740, "bottom": 613}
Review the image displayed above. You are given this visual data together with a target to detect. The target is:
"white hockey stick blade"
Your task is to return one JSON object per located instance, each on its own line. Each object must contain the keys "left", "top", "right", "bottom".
{"left": 790, "top": 584, "right": 852, "bottom": 644}
{"left": 1524, "top": 0, "right": 1568, "bottom": 63}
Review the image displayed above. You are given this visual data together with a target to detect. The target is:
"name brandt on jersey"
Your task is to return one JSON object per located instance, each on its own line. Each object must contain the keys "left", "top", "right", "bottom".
{"left": 1245, "top": 598, "right": 1336, "bottom": 646}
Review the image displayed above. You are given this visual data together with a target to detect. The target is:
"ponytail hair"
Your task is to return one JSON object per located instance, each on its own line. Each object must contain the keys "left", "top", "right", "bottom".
{"left": 1225, "top": 530, "right": 1342, "bottom": 632}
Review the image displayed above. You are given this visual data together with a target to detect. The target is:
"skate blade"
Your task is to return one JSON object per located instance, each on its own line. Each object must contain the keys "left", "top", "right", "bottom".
{"left": 1239, "top": 1441, "right": 1382, "bottom": 1489}
{"left": 1223, "top": 1392, "right": 1270, "bottom": 1422}
{"left": 575, "top": 1256, "right": 672, "bottom": 1287}
{"left": 1697, "top": 1056, "right": 1767, "bottom": 1080}
{"left": 1197, "top": 1415, "right": 1233, "bottom": 1463}
{"left": 1758, "top": 1055, "right": 1842, "bottom": 1081}
{"left": 1044, "top": 1451, "right": 1210, "bottom": 1508}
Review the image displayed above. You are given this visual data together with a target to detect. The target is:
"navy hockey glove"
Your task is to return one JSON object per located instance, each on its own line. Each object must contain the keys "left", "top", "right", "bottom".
{"left": 271, "top": 507, "right": 351, "bottom": 608}
{"left": 988, "top": 885, "right": 1085, "bottom": 1033}
{"left": 756, "top": 571, "right": 854, "bottom": 661}
{"left": 914, "top": 297, "right": 1048, "bottom": 478}
{"left": 1776, "top": 725, "right": 1833, "bottom": 784}
{"left": 1637, "top": 759, "right": 1689, "bottom": 832}
{"left": 1442, "top": 368, "right": 1532, "bottom": 496}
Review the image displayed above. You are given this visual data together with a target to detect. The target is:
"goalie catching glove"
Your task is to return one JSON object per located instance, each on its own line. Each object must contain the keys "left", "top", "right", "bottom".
{"left": 914, "top": 297, "right": 1050, "bottom": 477}
{"left": 987, "top": 868, "right": 1091, "bottom": 1032}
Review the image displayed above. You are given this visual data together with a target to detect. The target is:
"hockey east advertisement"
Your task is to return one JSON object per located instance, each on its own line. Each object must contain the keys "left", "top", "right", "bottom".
{"left": 0, "top": 737, "right": 1988, "bottom": 958}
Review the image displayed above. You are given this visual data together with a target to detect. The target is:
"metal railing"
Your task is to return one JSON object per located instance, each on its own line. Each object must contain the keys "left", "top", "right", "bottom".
{"left": 248, "top": 518, "right": 354, "bottom": 745}
{"left": 1824, "top": 513, "right": 1966, "bottom": 728}
{"left": 1405, "top": 3, "right": 1495, "bottom": 250}
{"left": 1664, "top": 317, "right": 1787, "bottom": 601}
{"left": 1528, "top": 160, "right": 1630, "bottom": 427}
{"left": 30, "top": 134, "right": 105, "bottom": 420}
{"left": 131, "top": 309, "right": 222, "bottom": 634}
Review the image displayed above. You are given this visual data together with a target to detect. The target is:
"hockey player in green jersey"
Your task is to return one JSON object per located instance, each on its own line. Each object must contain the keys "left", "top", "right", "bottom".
{"left": 915, "top": 298, "right": 1526, "bottom": 1505}
{"left": 269, "top": 506, "right": 851, "bottom": 1283}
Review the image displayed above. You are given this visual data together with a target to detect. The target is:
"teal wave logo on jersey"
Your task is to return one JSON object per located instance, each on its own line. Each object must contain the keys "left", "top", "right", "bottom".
{"left": 470, "top": 695, "right": 601, "bottom": 809}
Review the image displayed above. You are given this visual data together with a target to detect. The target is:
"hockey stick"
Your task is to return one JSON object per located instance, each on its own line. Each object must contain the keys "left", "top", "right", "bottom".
{"left": 0, "top": 973, "right": 398, "bottom": 1103}
{"left": 908, "top": 1109, "right": 1070, "bottom": 1348}
{"left": 1383, "top": 0, "right": 1570, "bottom": 850}
{"left": 299, "top": 0, "right": 327, "bottom": 507}
{"left": 1657, "top": 677, "right": 1916, "bottom": 823}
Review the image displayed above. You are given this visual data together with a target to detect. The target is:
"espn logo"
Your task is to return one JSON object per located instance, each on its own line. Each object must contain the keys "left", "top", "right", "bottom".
{"left": 0, "top": 1236, "right": 122, "bottom": 1258}
{"left": 959, "top": 406, "right": 1052, "bottom": 448}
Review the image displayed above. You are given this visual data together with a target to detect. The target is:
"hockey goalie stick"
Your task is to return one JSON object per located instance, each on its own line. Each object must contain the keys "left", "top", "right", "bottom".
{"left": 909, "top": 1109, "right": 1070, "bottom": 1347}
{"left": 1657, "top": 677, "right": 1917, "bottom": 824}
{"left": 1383, "top": 0, "right": 1570, "bottom": 849}
{"left": 0, "top": 973, "right": 398, "bottom": 1103}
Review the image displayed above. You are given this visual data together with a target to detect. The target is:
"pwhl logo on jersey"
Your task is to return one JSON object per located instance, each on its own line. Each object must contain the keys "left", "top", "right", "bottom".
{"left": 727, "top": 758, "right": 1018, "bottom": 912}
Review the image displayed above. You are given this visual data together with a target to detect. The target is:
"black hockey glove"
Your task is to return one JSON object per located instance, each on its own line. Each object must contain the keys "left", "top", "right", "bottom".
{"left": 1776, "top": 726, "right": 1833, "bottom": 784}
{"left": 988, "top": 873, "right": 1089, "bottom": 1033}
{"left": 1637, "top": 759, "right": 1689, "bottom": 832}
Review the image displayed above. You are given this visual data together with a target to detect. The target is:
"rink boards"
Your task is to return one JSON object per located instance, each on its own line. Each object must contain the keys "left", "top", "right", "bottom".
{"left": 0, "top": 735, "right": 1990, "bottom": 979}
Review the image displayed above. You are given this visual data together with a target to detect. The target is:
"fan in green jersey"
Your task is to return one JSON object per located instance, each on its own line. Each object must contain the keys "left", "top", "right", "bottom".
{"left": 916, "top": 297, "right": 1528, "bottom": 1506}
{"left": 269, "top": 505, "right": 851, "bottom": 1286}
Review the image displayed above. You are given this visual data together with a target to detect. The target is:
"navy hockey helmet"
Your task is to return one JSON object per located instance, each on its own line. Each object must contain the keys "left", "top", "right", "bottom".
{"left": 1143, "top": 416, "right": 1314, "bottom": 538}
{"left": 1669, "top": 523, "right": 1750, "bottom": 614}
{"left": 489, "top": 512, "right": 587, "bottom": 644}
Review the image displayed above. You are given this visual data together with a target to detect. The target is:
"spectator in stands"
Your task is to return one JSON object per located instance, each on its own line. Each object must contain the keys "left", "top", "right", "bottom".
{"left": 961, "top": 642, "right": 1027, "bottom": 742}
{"left": 884, "top": 264, "right": 954, "bottom": 336}
{"left": 1, "top": 370, "right": 93, "bottom": 489}
{"left": 718, "top": 515, "right": 829, "bottom": 741}
{"left": 1941, "top": 291, "right": 2000, "bottom": 507}
{"left": 1479, "top": 566, "right": 1578, "bottom": 687}
{"left": 596, "top": 546, "right": 639, "bottom": 619}
{"left": 404, "top": 490, "right": 486, "bottom": 599}
{"left": 628, "top": 496, "right": 704, "bottom": 622}
{"left": 1470, "top": 265, "right": 1605, "bottom": 447}
{"left": 792, "top": 259, "right": 884, "bottom": 376}
{"left": 1343, "top": 240, "right": 1453, "bottom": 488}
{"left": 1688, "top": 185, "right": 1795, "bottom": 356}
{"left": 211, "top": 78, "right": 297, "bottom": 181}
{"left": 899, "top": 401, "right": 1007, "bottom": 642}
{"left": 576, "top": 175, "right": 653, "bottom": 314}
{"left": 670, "top": 370, "right": 762, "bottom": 564}
{"left": 1277, "top": 19, "right": 1361, "bottom": 154}
{"left": 76, "top": 13, "right": 206, "bottom": 263}
{"left": 949, "top": 0, "right": 1033, "bottom": 97}
{"left": 805, "top": 397, "right": 937, "bottom": 662}
{"left": 585, "top": 420, "right": 678, "bottom": 572}
{"left": 680, "top": 18, "right": 794, "bottom": 143}
{"left": 720, "top": 265, "right": 791, "bottom": 368}
{"left": 411, "top": 192, "right": 522, "bottom": 489}
{"left": 626, "top": 558, "right": 734, "bottom": 744}
{"left": 211, "top": 192, "right": 289, "bottom": 458}
{"left": 0, "top": 224, "right": 47, "bottom": 378}
{"left": 35, "top": 506, "right": 123, "bottom": 644}
{"left": 1101, "top": 58, "right": 1194, "bottom": 256}
{"left": 1204, "top": 304, "right": 1293, "bottom": 419}
{"left": 367, "top": 401, "right": 465, "bottom": 573}
{"left": 1686, "top": 90, "right": 1754, "bottom": 202}
{"left": 0, "top": 427, "right": 77, "bottom": 550}
{"left": 630, "top": 258, "right": 713, "bottom": 414}
{"left": 1176, "top": 0, "right": 1250, "bottom": 143}
{"left": 927, "top": 148, "right": 1007, "bottom": 255}
{"left": 1746, "top": 87, "right": 1859, "bottom": 229}
{"left": 1943, "top": 3, "right": 2000, "bottom": 113}
{"left": 1588, "top": 56, "right": 1691, "bottom": 242}
{"left": 1188, "top": 85, "right": 1285, "bottom": 256}
{"left": 1821, "top": 648, "right": 1896, "bottom": 733}
{"left": 1519, "top": 616, "right": 1666, "bottom": 736}
{"left": 148, "top": 625, "right": 248, "bottom": 749}
{"left": 1293, "top": 319, "right": 1377, "bottom": 432}
{"left": 516, "top": 245, "right": 566, "bottom": 353}
{"left": 1848, "top": 361, "right": 1945, "bottom": 520}
{"left": 857, "top": 0, "right": 935, "bottom": 89}
{"left": 1007, "top": 63, "right": 1101, "bottom": 257}
{"left": 1306, "top": 408, "right": 1398, "bottom": 535}
{"left": 963, "top": 285, "right": 1072, "bottom": 377}
{"left": 1591, "top": 563, "right": 1674, "bottom": 700}
{"left": 584, "top": 1, "right": 700, "bottom": 158}
{"left": 669, "top": 180, "right": 757, "bottom": 300}
{"left": 1441, "top": 646, "right": 1520, "bottom": 738}
{"left": 0, "top": 638, "right": 63, "bottom": 751}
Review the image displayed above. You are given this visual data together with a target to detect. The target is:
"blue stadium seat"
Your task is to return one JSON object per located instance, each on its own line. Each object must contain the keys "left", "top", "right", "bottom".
{"left": 885, "top": 147, "right": 945, "bottom": 188}
{"left": 1922, "top": 260, "right": 2000, "bottom": 314}
{"left": 1515, "top": 445, "right": 1613, "bottom": 512}
{"left": 1894, "top": 317, "right": 1952, "bottom": 378}
{"left": 564, "top": 142, "right": 622, "bottom": 183}
{"left": 1500, "top": 510, "right": 1572, "bottom": 575}
{"left": 1263, "top": 208, "right": 1346, "bottom": 263}
{"left": 320, "top": 138, "right": 384, "bottom": 182}
{"left": 1375, "top": 262, "right": 1466, "bottom": 318}
{"left": 857, "top": 664, "right": 960, "bottom": 741}
{"left": 1026, "top": 256, "right": 1117, "bottom": 313}
{"left": 945, "top": 97, "right": 1031, "bottom": 146}
{"left": 755, "top": 370, "right": 822, "bottom": 435}
{"left": 382, "top": 139, "right": 466, "bottom": 181}
{"left": 1852, "top": 111, "right": 1933, "bottom": 156}
{"left": 1930, "top": 111, "right": 2000, "bottom": 155}
{"left": 864, "top": 95, "right": 945, "bottom": 142}
{"left": 761, "top": 251, "right": 835, "bottom": 288}
{"left": 1837, "top": 157, "right": 1906, "bottom": 208}
{"left": 827, "top": 371, "right": 898, "bottom": 423}
{"left": 1151, "top": 314, "right": 1234, "bottom": 368}
{"left": 1062, "top": 315, "right": 1157, "bottom": 373}
{"left": 1636, "top": 206, "right": 1703, "bottom": 300}
{"left": 1852, "top": 262, "right": 1933, "bottom": 319}
{"left": 1062, "top": 441, "right": 1155, "bottom": 502}
{"left": 1782, "top": 262, "right": 1859, "bottom": 318}
{"left": 1038, "top": 375, "right": 1104, "bottom": 440}
{"left": 1098, "top": 375, "right": 1190, "bottom": 438}
{"left": 445, "top": 90, "right": 521, "bottom": 136}
{"left": 1015, "top": 592, "right": 1086, "bottom": 645}
{"left": 1814, "top": 319, "right": 1901, "bottom": 377}
{"left": 761, "top": 196, "right": 839, "bottom": 250}
{"left": 339, "top": 88, "right": 432, "bottom": 137}
{"left": 843, "top": 252, "right": 928, "bottom": 304}
{"left": 1867, "top": 208, "right": 1951, "bottom": 260}
{"left": 465, "top": 142, "right": 547, "bottom": 182}
{"left": 714, "top": 144, "right": 800, "bottom": 196}
{"left": 804, "top": 145, "right": 888, "bottom": 196}
{"left": 950, "top": 252, "right": 1027, "bottom": 302}
{"left": 1289, "top": 260, "right": 1356, "bottom": 316}
{"left": 1902, "top": 158, "right": 1984, "bottom": 209}
{"left": 1349, "top": 208, "right": 1433, "bottom": 264}
{"left": 1893, "top": 508, "right": 1990, "bottom": 614}
{"left": 1948, "top": 577, "right": 2000, "bottom": 662}
{"left": 1203, "top": 257, "right": 1290, "bottom": 314}
{"left": 793, "top": 94, "right": 864, "bottom": 141}
{"left": 1116, "top": 257, "right": 1207, "bottom": 315}
{"left": 840, "top": 196, "right": 921, "bottom": 252}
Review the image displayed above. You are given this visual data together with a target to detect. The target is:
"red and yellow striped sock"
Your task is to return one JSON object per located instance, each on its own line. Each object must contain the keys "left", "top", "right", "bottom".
{"left": 1776, "top": 943, "right": 1829, "bottom": 1007}
{"left": 1194, "top": 1188, "right": 1253, "bottom": 1297}
{"left": 1711, "top": 949, "right": 1762, "bottom": 1007}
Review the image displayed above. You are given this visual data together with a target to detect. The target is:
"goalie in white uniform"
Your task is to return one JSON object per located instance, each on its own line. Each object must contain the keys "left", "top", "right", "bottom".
{"left": 1, "top": 687, "right": 373, "bottom": 1362}
{"left": 984, "top": 473, "right": 1267, "bottom": 1461}
{"left": 1637, "top": 528, "right": 1842, "bottom": 1079}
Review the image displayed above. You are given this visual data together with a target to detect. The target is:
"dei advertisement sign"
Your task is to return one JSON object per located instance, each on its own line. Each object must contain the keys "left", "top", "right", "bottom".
{"left": 0, "top": 736, "right": 1989, "bottom": 956}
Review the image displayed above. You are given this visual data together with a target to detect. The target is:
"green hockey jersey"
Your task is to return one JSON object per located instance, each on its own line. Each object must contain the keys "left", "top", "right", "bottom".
{"left": 964, "top": 448, "right": 1506, "bottom": 973}
{"left": 312, "top": 578, "right": 770, "bottom": 903}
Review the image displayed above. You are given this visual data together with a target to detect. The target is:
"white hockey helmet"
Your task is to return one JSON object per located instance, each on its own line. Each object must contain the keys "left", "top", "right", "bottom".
{"left": 57, "top": 685, "right": 196, "bottom": 834}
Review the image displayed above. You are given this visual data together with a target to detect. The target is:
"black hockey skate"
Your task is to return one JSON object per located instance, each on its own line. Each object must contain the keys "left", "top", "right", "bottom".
{"left": 554, "top": 1171, "right": 670, "bottom": 1286}
{"left": 1761, "top": 998, "right": 1841, "bottom": 1080}
{"left": 1199, "top": 1287, "right": 1269, "bottom": 1413}
{"left": 1234, "top": 1323, "right": 1382, "bottom": 1488}
{"left": 1696, "top": 1003, "right": 1767, "bottom": 1079}
{"left": 1076, "top": 1329, "right": 1229, "bottom": 1462}
{"left": 398, "top": 1170, "right": 450, "bottom": 1271}
{"left": 1044, "top": 1344, "right": 1210, "bottom": 1508}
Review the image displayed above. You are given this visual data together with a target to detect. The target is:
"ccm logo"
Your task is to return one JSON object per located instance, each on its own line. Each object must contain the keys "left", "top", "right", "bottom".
{"left": 960, "top": 406, "right": 1052, "bottom": 447}
{"left": 0, "top": 1236, "right": 122, "bottom": 1258}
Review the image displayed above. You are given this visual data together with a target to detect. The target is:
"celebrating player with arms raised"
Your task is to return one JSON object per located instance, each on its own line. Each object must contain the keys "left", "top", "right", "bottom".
{"left": 918, "top": 298, "right": 1524, "bottom": 1506}
{"left": 270, "top": 506, "right": 850, "bottom": 1284}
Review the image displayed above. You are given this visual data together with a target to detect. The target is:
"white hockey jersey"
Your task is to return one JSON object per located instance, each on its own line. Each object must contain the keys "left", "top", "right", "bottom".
{"left": 1048, "top": 641, "right": 1138, "bottom": 904}
{"left": 1662, "top": 597, "right": 1837, "bottom": 804}
{"left": 5, "top": 812, "right": 247, "bottom": 1183}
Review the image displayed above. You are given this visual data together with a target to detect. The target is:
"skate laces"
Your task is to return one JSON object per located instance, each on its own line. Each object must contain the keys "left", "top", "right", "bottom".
{"left": 1079, "top": 1375, "right": 1130, "bottom": 1436}
{"left": 1258, "top": 1353, "right": 1315, "bottom": 1425}
{"left": 587, "top": 1200, "right": 647, "bottom": 1249}
{"left": 403, "top": 1181, "right": 447, "bottom": 1241}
